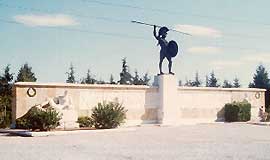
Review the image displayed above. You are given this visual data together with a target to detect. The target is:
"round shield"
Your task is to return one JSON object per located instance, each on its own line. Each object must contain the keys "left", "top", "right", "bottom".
{"left": 167, "top": 40, "right": 178, "bottom": 58}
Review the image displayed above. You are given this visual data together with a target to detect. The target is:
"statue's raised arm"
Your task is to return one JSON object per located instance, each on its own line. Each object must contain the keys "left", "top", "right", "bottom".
{"left": 153, "top": 25, "right": 159, "bottom": 40}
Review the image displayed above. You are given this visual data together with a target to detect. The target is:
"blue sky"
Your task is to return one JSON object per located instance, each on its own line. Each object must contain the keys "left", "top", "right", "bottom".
{"left": 0, "top": 0, "right": 270, "bottom": 86}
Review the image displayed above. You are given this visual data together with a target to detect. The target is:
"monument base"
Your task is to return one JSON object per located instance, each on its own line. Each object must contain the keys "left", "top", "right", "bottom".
{"left": 155, "top": 74, "right": 181, "bottom": 125}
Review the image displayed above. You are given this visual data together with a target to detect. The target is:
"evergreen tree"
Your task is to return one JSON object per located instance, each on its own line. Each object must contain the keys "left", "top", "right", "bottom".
{"left": 0, "top": 65, "right": 14, "bottom": 128}
{"left": 142, "top": 73, "right": 151, "bottom": 86}
{"left": 132, "top": 71, "right": 150, "bottom": 85}
{"left": 66, "top": 63, "right": 76, "bottom": 83}
{"left": 96, "top": 79, "right": 105, "bottom": 84}
{"left": 0, "top": 65, "right": 13, "bottom": 96}
{"left": 190, "top": 72, "right": 201, "bottom": 87}
{"left": 0, "top": 65, "right": 13, "bottom": 84}
{"left": 81, "top": 69, "right": 96, "bottom": 84}
{"left": 233, "top": 77, "right": 241, "bottom": 88}
{"left": 178, "top": 80, "right": 183, "bottom": 86}
{"left": 109, "top": 74, "right": 116, "bottom": 84}
{"left": 207, "top": 71, "right": 219, "bottom": 87}
{"left": 249, "top": 64, "right": 270, "bottom": 89}
{"left": 16, "top": 63, "right": 37, "bottom": 82}
{"left": 222, "top": 80, "right": 233, "bottom": 88}
{"left": 119, "top": 58, "right": 133, "bottom": 85}
{"left": 205, "top": 75, "right": 209, "bottom": 87}
{"left": 133, "top": 70, "right": 141, "bottom": 85}
{"left": 184, "top": 79, "right": 192, "bottom": 87}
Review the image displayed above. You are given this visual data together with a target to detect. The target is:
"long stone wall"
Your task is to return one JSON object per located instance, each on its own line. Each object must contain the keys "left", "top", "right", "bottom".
{"left": 12, "top": 83, "right": 159, "bottom": 126}
{"left": 177, "top": 87, "right": 265, "bottom": 123}
{"left": 12, "top": 75, "right": 266, "bottom": 126}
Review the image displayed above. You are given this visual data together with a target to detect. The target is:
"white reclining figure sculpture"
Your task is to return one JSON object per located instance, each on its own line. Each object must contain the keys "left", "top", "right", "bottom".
{"left": 49, "top": 91, "right": 74, "bottom": 110}
{"left": 39, "top": 91, "right": 79, "bottom": 129}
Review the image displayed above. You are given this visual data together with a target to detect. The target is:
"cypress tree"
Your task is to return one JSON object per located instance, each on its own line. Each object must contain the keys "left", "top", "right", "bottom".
{"left": 66, "top": 63, "right": 76, "bottom": 83}
{"left": 233, "top": 77, "right": 241, "bottom": 88}
{"left": 249, "top": 64, "right": 270, "bottom": 89}
{"left": 119, "top": 58, "right": 133, "bottom": 85}
{"left": 16, "top": 63, "right": 37, "bottom": 82}
{"left": 207, "top": 71, "right": 219, "bottom": 87}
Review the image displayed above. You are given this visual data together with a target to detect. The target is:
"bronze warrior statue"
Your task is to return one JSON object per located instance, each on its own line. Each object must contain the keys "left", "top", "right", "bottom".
{"left": 153, "top": 25, "right": 178, "bottom": 75}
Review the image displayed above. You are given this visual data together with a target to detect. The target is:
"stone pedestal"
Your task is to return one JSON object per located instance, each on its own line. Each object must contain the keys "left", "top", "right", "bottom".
{"left": 156, "top": 74, "right": 180, "bottom": 125}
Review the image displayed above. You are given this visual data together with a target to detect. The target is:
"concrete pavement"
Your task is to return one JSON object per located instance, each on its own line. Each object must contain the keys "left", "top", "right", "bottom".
{"left": 0, "top": 123, "right": 269, "bottom": 160}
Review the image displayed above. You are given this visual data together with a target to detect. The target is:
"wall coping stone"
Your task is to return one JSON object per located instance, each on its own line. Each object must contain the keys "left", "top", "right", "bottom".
{"left": 14, "top": 82, "right": 157, "bottom": 90}
{"left": 14, "top": 82, "right": 265, "bottom": 92}
{"left": 178, "top": 86, "right": 266, "bottom": 92}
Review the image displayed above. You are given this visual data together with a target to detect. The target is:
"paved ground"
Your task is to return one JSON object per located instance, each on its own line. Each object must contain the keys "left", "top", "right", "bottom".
{"left": 0, "top": 123, "right": 270, "bottom": 160}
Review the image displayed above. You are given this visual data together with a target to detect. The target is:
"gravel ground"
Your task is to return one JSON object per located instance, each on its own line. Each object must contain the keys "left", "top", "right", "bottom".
{"left": 0, "top": 123, "right": 270, "bottom": 160}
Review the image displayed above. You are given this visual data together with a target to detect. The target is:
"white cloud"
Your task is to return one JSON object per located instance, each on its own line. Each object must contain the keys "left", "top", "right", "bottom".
{"left": 14, "top": 14, "right": 78, "bottom": 27}
{"left": 209, "top": 53, "right": 270, "bottom": 70}
{"left": 242, "top": 53, "right": 270, "bottom": 63}
{"left": 174, "top": 24, "right": 222, "bottom": 38}
{"left": 210, "top": 60, "right": 243, "bottom": 70}
{"left": 187, "top": 46, "right": 222, "bottom": 55}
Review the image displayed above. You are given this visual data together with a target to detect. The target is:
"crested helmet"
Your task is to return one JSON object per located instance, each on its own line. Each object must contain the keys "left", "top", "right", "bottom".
{"left": 158, "top": 26, "right": 169, "bottom": 36}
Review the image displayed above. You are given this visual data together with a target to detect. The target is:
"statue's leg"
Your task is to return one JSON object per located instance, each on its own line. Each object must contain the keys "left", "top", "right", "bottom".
{"left": 167, "top": 57, "right": 174, "bottom": 75}
{"left": 159, "top": 54, "right": 165, "bottom": 75}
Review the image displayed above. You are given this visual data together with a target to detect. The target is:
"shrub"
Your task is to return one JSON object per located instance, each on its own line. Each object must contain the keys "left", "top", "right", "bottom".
{"left": 260, "top": 107, "right": 270, "bottom": 122}
{"left": 0, "top": 95, "right": 12, "bottom": 128}
{"left": 91, "top": 101, "right": 127, "bottom": 129}
{"left": 224, "top": 100, "right": 251, "bottom": 122}
{"left": 16, "top": 116, "right": 29, "bottom": 129}
{"left": 266, "top": 107, "right": 270, "bottom": 121}
{"left": 77, "top": 116, "right": 93, "bottom": 128}
{"left": 216, "top": 107, "right": 225, "bottom": 121}
{"left": 0, "top": 111, "right": 11, "bottom": 128}
{"left": 225, "top": 103, "right": 239, "bottom": 122}
{"left": 16, "top": 106, "right": 62, "bottom": 131}
{"left": 260, "top": 112, "right": 269, "bottom": 122}
{"left": 237, "top": 101, "right": 251, "bottom": 121}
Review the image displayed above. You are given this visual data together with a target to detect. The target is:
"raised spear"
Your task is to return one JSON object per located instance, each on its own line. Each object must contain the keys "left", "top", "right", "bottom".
{"left": 131, "top": 20, "right": 192, "bottom": 36}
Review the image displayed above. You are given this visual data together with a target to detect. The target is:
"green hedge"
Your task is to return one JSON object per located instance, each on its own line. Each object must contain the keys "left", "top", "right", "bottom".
{"left": 258, "top": 107, "right": 270, "bottom": 122}
{"left": 16, "top": 106, "right": 62, "bottom": 131}
{"left": 77, "top": 116, "right": 93, "bottom": 128}
{"left": 91, "top": 101, "right": 127, "bottom": 129}
{"left": 238, "top": 101, "right": 251, "bottom": 121}
{"left": 78, "top": 100, "right": 127, "bottom": 129}
{"left": 0, "top": 95, "right": 12, "bottom": 128}
{"left": 224, "top": 103, "right": 239, "bottom": 122}
{"left": 265, "top": 107, "right": 270, "bottom": 121}
{"left": 224, "top": 100, "right": 251, "bottom": 122}
{"left": 0, "top": 111, "right": 11, "bottom": 128}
